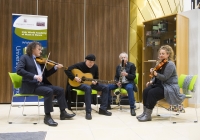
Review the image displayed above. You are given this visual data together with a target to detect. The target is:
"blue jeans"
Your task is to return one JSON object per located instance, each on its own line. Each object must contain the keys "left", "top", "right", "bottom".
{"left": 108, "top": 83, "right": 135, "bottom": 109}
{"left": 77, "top": 83, "right": 109, "bottom": 113}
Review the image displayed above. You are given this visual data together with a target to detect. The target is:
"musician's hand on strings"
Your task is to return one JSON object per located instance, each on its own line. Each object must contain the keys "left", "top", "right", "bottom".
{"left": 116, "top": 82, "right": 121, "bottom": 87}
{"left": 92, "top": 80, "right": 97, "bottom": 85}
{"left": 55, "top": 64, "right": 63, "bottom": 69}
{"left": 35, "top": 75, "right": 43, "bottom": 82}
{"left": 153, "top": 71, "right": 157, "bottom": 76}
{"left": 150, "top": 68, "right": 154, "bottom": 73}
{"left": 121, "top": 71, "right": 127, "bottom": 76}
{"left": 146, "top": 81, "right": 152, "bottom": 87}
{"left": 75, "top": 77, "right": 81, "bottom": 83}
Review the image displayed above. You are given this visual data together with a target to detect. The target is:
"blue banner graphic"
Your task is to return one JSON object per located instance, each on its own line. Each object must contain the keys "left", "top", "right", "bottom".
{"left": 12, "top": 14, "right": 48, "bottom": 103}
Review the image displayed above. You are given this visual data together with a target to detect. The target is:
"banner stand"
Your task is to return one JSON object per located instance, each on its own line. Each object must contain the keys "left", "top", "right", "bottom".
{"left": 12, "top": 14, "right": 48, "bottom": 104}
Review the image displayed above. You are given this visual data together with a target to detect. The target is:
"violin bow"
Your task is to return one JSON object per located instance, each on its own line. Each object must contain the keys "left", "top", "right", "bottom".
{"left": 41, "top": 52, "right": 51, "bottom": 75}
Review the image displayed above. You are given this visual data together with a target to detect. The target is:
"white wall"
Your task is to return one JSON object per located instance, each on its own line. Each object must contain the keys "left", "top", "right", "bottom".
{"left": 183, "top": 0, "right": 192, "bottom": 11}
{"left": 180, "top": 9, "right": 200, "bottom": 107}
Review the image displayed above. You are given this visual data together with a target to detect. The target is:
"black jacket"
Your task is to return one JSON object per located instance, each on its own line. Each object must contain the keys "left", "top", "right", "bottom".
{"left": 114, "top": 61, "right": 137, "bottom": 92}
{"left": 16, "top": 54, "right": 56, "bottom": 93}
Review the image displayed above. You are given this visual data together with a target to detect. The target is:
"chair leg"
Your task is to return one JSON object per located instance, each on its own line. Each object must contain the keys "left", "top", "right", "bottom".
{"left": 35, "top": 97, "right": 40, "bottom": 125}
{"left": 118, "top": 95, "right": 122, "bottom": 110}
{"left": 194, "top": 93, "right": 198, "bottom": 123}
{"left": 22, "top": 97, "right": 27, "bottom": 116}
{"left": 169, "top": 105, "right": 174, "bottom": 123}
{"left": 156, "top": 101, "right": 160, "bottom": 116}
{"left": 136, "top": 88, "right": 140, "bottom": 109}
{"left": 7, "top": 95, "right": 14, "bottom": 124}
{"left": 96, "top": 95, "right": 99, "bottom": 112}
{"left": 7, "top": 95, "right": 41, "bottom": 124}
{"left": 76, "top": 94, "right": 78, "bottom": 114}
{"left": 112, "top": 95, "right": 113, "bottom": 105}
{"left": 194, "top": 106, "right": 198, "bottom": 123}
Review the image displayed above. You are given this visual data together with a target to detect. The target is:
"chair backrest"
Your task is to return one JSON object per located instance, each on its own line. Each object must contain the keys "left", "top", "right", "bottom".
{"left": 134, "top": 73, "right": 139, "bottom": 84}
{"left": 178, "top": 74, "right": 198, "bottom": 91}
{"left": 8, "top": 72, "right": 22, "bottom": 89}
{"left": 188, "top": 75, "right": 198, "bottom": 91}
{"left": 178, "top": 74, "right": 187, "bottom": 88}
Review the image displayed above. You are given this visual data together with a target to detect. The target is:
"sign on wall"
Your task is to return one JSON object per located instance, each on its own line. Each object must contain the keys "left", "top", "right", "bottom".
{"left": 12, "top": 14, "right": 48, "bottom": 103}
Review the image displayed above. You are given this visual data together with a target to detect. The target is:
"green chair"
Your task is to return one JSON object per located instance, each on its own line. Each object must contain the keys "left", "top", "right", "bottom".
{"left": 8, "top": 72, "right": 43, "bottom": 124}
{"left": 72, "top": 89, "right": 98, "bottom": 113}
{"left": 157, "top": 74, "right": 198, "bottom": 124}
{"left": 113, "top": 73, "right": 140, "bottom": 110}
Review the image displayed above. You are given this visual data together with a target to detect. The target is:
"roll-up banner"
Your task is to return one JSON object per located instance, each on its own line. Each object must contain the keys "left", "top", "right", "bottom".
{"left": 12, "top": 14, "right": 48, "bottom": 104}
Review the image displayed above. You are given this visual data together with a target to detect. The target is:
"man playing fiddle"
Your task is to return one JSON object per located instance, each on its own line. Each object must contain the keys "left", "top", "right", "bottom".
{"left": 17, "top": 41, "right": 75, "bottom": 127}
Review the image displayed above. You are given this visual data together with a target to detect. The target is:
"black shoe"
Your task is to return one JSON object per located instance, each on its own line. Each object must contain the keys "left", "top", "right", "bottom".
{"left": 99, "top": 108, "right": 112, "bottom": 116}
{"left": 60, "top": 110, "right": 76, "bottom": 120}
{"left": 107, "top": 105, "right": 112, "bottom": 110}
{"left": 44, "top": 115, "right": 58, "bottom": 126}
{"left": 131, "top": 108, "right": 136, "bottom": 116}
{"left": 85, "top": 113, "right": 92, "bottom": 120}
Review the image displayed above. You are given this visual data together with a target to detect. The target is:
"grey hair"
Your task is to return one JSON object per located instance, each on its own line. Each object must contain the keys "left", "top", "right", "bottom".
{"left": 119, "top": 52, "right": 128, "bottom": 59}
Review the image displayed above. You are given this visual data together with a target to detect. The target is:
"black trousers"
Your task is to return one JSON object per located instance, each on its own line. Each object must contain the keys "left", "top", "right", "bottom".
{"left": 77, "top": 83, "right": 109, "bottom": 113}
{"left": 143, "top": 84, "right": 164, "bottom": 110}
{"left": 34, "top": 84, "right": 68, "bottom": 113}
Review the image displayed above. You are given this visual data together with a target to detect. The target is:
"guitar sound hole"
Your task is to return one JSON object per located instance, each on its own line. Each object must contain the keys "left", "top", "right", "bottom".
{"left": 82, "top": 76, "right": 86, "bottom": 81}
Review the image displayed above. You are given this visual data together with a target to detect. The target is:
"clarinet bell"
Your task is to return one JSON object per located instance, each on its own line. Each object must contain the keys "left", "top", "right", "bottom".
{"left": 114, "top": 89, "right": 120, "bottom": 96}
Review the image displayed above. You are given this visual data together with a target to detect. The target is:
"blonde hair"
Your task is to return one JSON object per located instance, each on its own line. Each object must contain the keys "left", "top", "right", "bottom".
{"left": 158, "top": 45, "right": 174, "bottom": 61}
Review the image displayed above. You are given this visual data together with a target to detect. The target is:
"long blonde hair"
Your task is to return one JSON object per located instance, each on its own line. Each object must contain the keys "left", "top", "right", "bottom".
{"left": 158, "top": 45, "right": 174, "bottom": 61}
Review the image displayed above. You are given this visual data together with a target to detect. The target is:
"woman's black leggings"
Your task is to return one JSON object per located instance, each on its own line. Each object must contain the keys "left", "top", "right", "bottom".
{"left": 143, "top": 85, "right": 164, "bottom": 110}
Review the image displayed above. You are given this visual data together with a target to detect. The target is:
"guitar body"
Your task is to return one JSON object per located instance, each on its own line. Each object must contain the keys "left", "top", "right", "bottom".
{"left": 69, "top": 69, "right": 93, "bottom": 87}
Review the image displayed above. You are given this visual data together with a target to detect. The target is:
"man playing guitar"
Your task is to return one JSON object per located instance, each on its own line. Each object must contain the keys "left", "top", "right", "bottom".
{"left": 65, "top": 54, "right": 112, "bottom": 120}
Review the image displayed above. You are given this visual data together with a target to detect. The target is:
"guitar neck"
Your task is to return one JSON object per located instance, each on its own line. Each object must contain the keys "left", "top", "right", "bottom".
{"left": 83, "top": 78, "right": 110, "bottom": 84}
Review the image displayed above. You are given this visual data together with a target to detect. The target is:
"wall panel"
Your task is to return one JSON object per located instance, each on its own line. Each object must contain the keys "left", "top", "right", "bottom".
{"left": 0, "top": 0, "right": 37, "bottom": 103}
{"left": 38, "top": 0, "right": 84, "bottom": 88}
{"left": 86, "top": 0, "right": 128, "bottom": 80}
{"left": 0, "top": 0, "right": 128, "bottom": 103}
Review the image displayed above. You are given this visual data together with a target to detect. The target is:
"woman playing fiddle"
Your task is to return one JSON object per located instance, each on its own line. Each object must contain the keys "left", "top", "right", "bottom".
{"left": 137, "top": 45, "right": 185, "bottom": 122}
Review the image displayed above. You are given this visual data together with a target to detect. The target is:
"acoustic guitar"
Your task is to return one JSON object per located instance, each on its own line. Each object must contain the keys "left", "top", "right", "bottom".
{"left": 69, "top": 69, "right": 112, "bottom": 87}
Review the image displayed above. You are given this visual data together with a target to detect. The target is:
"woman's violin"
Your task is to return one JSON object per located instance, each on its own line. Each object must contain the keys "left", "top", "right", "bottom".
{"left": 149, "top": 59, "right": 168, "bottom": 78}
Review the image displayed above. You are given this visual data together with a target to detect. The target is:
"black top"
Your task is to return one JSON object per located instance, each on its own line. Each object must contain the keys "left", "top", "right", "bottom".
{"left": 151, "top": 61, "right": 168, "bottom": 89}
{"left": 65, "top": 62, "right": 99, "bottom": 80}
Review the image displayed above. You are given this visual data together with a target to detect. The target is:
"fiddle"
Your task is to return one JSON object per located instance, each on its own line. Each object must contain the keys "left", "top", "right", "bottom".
{"left": 35, "top": 57, "right": 68, "bottom": 69}
{"left": 149, "top": 59, "right": 168, "bottom": 78}
{"left": 36, "top": 57, "right": 58, "bottom": 66}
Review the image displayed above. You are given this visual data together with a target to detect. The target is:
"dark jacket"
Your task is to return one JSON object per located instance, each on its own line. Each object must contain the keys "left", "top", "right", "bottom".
{"left": 64, "top": 61, "right": 98, "bottom": 110}
{"left": 65, "top": 61, "right": 98, "bottom": 80}
{"left": 16, "top": 54, "right": 56, "bottom": 93}
{"left": 115, "top": 61, "right": 137, "bottom": 91}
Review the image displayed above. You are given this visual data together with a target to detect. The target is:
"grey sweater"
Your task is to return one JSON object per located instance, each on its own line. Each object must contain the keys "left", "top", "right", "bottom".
{"left": 156, "top": 61, "right": 186, "bottom": 105}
